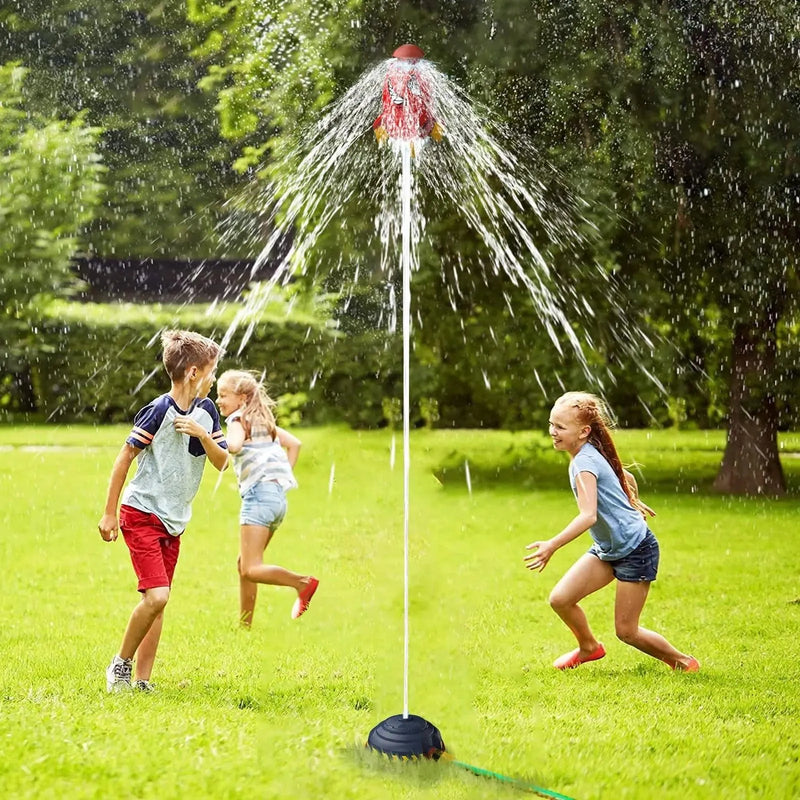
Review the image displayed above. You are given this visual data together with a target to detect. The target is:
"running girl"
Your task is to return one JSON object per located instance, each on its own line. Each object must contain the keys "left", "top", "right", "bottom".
{"left": 524, "top": 391, "right": 698, "bottom": 672}
{"left": 216, "top": 370, "right": 318, "bottom": 626}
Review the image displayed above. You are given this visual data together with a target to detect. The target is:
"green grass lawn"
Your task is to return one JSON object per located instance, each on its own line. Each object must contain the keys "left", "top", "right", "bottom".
{"left": 1, "top": 425, "right": 799, "bottom": 799}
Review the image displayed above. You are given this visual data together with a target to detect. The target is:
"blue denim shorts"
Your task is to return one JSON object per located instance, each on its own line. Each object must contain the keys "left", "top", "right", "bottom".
{"left": 240, "top": 481, "right": 287, "bottom": 531}
{"left": 590, "top": 529, "right": 660, "bottom": 582}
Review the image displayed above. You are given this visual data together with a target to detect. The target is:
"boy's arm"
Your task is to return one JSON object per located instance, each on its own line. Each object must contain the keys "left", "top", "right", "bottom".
{"left": 173, "top": 415, "right": 228, "bottom": 472}
{"left": 276, "top": 427, "right": 301, "bottom": 468}
{"left": 98, "top": 443, "right": 139, "bottom": 542}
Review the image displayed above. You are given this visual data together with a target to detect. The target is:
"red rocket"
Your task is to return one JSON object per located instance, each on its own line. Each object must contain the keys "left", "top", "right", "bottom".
{"left": 373, "top": 44, "right": 443, "bottom": 147}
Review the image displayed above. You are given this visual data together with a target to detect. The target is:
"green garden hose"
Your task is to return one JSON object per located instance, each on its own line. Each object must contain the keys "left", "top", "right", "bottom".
{"left": 445, "top": 755, "right": 576, "bottom": 799}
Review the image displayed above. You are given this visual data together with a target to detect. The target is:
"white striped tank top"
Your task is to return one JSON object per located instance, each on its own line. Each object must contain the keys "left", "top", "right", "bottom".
{"left": 225, "top": 410, "right": 298, "bottom": 495}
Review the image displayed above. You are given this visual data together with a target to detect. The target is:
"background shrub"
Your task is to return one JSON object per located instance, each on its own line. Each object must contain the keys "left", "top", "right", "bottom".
{"left": 8, "top": 297, "right": 409, "bottom": 428}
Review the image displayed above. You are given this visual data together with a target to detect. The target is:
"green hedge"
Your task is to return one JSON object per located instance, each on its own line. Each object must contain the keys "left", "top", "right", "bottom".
{"left": 12, "top": 298, "right": 405, "bottom": 427}
{"left": 8, "top": 298, "right": 800, "bottom": 432}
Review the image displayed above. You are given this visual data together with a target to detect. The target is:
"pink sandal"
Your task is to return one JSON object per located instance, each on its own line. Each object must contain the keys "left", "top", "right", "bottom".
{"left": 671, "top": 656, "right": 700, "bottom": 673}
{"left": 291, "top": 577, "right": 319, "bottom": 619}
{"left": 553, "top": 643, "right": 606, "bottom": 670}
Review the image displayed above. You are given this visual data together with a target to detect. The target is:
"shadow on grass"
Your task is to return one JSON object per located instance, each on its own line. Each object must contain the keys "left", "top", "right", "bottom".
{"left": 130, "top": 681, "right": 374, "bottom": 717}
{"left": 346, "top": 744, "right": 563, "bottom": 797}
{"left": 253, "top": 683, "right": 372, "bottom": 713}
{"left": 347, "top": 743, "right": 447, "bottom": 787}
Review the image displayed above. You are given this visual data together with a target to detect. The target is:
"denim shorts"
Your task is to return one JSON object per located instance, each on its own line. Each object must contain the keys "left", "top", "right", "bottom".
{"left": 589, "top": 529, "right": 660, "bottom": 583}
{"left": 240, "top": 480, "right": 287, "bottom": 531}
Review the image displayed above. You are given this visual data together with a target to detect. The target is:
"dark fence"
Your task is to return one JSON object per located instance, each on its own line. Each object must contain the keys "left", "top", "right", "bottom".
{"left": 71, "top": 256, "right": 279, "bottom": 303}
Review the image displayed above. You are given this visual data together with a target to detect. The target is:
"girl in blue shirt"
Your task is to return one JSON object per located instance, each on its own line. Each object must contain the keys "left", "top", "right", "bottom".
{"left": 524, "top": 391, "right": 698, "bottom": 672}
{"left": 216, "top": 370, "right": 318, "bottom": 627}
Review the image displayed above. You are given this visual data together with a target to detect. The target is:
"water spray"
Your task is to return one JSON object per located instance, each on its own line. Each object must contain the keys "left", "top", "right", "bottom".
{"left": 364, "top": 46, "right": 575, "bottom": 800}
{"left": 215, "top": 37, "right": 580, "bottom": 794}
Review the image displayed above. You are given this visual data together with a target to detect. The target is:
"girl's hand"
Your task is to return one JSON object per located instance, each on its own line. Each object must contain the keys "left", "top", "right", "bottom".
{"left": 524, "top": 539, "right": 557, "bottom": 572}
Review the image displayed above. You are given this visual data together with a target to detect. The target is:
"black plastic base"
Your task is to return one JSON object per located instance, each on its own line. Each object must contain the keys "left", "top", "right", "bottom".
{"left": 367, "top": 714, "right": 446, "bottom": 760}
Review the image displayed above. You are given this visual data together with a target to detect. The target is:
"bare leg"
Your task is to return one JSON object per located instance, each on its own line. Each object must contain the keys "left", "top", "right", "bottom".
{"left": 134, "top": 611, "right": 163, "bottom": 681}
{"left": 240, "top": 524, "right": 311, "bottom": 589}
{"left": 549, "top": 554, "right": 614, "bottom": 658}
{"left": 614, "top": 581, "right": 694, "bottom": 668}
{"left": 238, "top": 554, "right": 258, "bottom": 628}
{"left": 238, "top": 525, "right": 314, "bottom": 624}
{"left": 119, "top": 587, "right": 170, "bottom": 662}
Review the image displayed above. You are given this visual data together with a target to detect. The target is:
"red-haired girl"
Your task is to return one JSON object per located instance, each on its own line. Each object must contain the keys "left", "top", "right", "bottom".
{"left": 525, "top": 392, "right": 698, "bottom": 672}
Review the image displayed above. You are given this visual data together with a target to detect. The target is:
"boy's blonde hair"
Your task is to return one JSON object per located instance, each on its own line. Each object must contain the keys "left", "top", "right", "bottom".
{"left": 554, "top": 391, "right": 648, "bottom": 517}
{"left": 161, "top": 330, "right": 222, "bottom": 382}
{"left": 218, "top": 369, "right": 277, "bottom": 440}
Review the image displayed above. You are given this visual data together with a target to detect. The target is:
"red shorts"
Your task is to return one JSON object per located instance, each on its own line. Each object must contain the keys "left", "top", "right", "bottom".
{"left": 120, "top": 505, "right": 182, "bottom": 592}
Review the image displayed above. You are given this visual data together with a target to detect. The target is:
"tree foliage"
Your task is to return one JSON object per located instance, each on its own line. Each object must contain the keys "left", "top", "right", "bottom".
{"left": 188, "top": 0, "right": 363, "bottom": 173}
{"left": 502, "top": 0, "right": 800, "bottom": 492}
{"left": 2, "top": 1, "right": 796, "bottom": 494}
{"left": 0, "top": 0, "right": 241, "bottom": 257}
{"left": 191, "top": 0, "right": 799, "bottom": 493}
{"left": 0, "top": 62, "right": 104, "bottom": 375}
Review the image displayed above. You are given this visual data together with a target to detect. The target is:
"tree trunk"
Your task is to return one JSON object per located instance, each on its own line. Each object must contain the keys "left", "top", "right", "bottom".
{"left": 13, "top": 369, "right": 37, "bottom": 413}
{"left": 713, "top": 316, "right": 786, "bottom": 496}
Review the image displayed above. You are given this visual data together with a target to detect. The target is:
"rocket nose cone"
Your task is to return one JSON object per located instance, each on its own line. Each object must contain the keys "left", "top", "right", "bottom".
{"left": 392, "top": 44, "right": 425, "bottom": 60}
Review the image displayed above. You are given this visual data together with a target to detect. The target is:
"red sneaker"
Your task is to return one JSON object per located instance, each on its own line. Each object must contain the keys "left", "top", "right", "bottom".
{"left": 673, "top": 656, "right": 700, "bottom": 673}
{"left": 553, "top": 643, "right": 606, "bottom": 670}
{"left": 291, "top": 577, "right": 319, "bottom": 619}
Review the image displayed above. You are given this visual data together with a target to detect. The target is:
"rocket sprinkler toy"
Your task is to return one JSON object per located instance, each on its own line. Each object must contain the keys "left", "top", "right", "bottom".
{"left": 373, "top": 44, "right": 443, "bottom": 153}
{"left": 366, "top": 42, "right": 446, "bottom": 765}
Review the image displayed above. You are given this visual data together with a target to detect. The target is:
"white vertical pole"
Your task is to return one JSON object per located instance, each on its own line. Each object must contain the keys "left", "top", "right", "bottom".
{"left": 401, "top": 141, "right": 412, "bottom": 719}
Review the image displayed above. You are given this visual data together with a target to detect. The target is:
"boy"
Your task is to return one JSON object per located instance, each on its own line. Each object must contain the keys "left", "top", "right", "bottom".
{"left": 97, "top": 329, "right": 228, "bottom": 692}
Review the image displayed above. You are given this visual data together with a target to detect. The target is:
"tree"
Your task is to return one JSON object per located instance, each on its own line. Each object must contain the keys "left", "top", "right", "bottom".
{"left": 460, "top": 0, "right": 799, "bottom": 494}
{"left": 649, "top": 4, "right": 799, "bottom": 495}
{"left": 0, "top": 62, "right": 104, "bottom": 409}
{"left": 0, "top": 0, "right": 241, "bottom": 258}
{"left": 188, "top": 0, "right": 621, "bottom": 423}
{"left": 187, "top": 0, "right": 365, "bottom": 174}
{"left": 192, "top": 0, "right": 800, "bottom": 494}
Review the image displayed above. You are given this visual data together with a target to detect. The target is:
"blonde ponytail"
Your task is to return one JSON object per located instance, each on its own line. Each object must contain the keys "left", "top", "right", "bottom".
{"left": 218, "top": 370, "right": 277, "bottom": 440}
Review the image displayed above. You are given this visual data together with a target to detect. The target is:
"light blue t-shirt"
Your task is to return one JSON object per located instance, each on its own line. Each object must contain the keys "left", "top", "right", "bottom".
{"left": 569, "top": 442, "right": 646, "bottom": 560}
{"left": 121, "top": 394, "right": 226, "bottom": 534}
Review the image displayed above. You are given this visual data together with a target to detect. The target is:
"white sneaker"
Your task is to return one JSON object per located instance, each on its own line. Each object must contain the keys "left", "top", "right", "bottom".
{"left": 106, "top": 655, "right": 133, "bottom": 692}
{"left": 133, "top": 679, "right": 154, "bottom": 693}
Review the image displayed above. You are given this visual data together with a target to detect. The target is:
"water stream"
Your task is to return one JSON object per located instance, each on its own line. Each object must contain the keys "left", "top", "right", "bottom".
{"left": 218, "top": 53, "right": 655, "bottom": 720}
